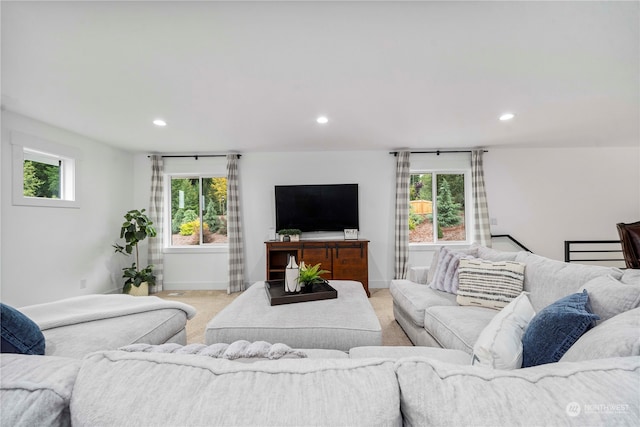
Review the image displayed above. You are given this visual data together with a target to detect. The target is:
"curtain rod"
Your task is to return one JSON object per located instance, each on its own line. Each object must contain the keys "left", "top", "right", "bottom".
{"left": 147, "top": 154, "right": 241, "bottom": 159}
{"left": 389, "top": 150, "right": 488, "bottom": 156}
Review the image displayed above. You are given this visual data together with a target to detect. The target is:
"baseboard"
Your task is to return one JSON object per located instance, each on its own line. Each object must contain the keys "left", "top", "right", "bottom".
{"left": 162, "top": 281, "right": 229, "bottom": 291}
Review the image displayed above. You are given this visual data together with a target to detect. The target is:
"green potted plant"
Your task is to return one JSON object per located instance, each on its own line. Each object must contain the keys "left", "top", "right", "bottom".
{"left": 297, "top": 262, "right": 330, "bottom": 293}
{"left": 113, "top": 209, "right": 157, "bottom": 295}
{"left": 278, "top": 228, "right": 302, "bottom": 242}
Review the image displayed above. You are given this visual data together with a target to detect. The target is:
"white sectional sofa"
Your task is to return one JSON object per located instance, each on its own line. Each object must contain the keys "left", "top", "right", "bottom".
{"left": 1, "top": 345, "right": 638, "bottom": 426}
{"left": 391, "top": 246, "right": 640, "bottom": 356}
{"left": 2, "top": 250, "right": 639, "bottom": 426}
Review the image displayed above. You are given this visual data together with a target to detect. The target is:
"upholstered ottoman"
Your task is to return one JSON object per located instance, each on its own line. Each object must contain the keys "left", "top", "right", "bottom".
{"left": 205, "top": 280, "right": 382, "bottom": 351}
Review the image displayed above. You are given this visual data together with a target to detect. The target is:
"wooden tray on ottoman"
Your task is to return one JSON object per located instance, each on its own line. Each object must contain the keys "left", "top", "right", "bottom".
{"left": 265, "top": 280, "right": 338, "bottom": 306}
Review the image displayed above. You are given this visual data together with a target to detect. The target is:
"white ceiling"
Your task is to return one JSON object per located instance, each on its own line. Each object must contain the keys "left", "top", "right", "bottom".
{"left": 2, "top": 1, "right": 638, "bottom": 154}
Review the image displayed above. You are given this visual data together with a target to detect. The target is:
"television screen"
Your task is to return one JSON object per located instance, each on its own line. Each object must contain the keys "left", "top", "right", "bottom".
{"left": 275, "top": 184, "right": 359, "bottom": 232}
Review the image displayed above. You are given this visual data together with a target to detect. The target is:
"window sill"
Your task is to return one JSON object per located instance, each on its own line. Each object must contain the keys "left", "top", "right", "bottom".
{"left": 164, "top": 245, "right": 229, "bottom": 254}
{"left": 409, "top": 242, "right": 473, "bottom": 251}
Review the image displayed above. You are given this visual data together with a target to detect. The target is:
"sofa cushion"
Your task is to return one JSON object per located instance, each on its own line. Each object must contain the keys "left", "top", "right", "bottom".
{"left": 472, "top": 292, "right": 536, "bottom": 370}
{"left": 1, "top": 303, "right": 45, "bottom": 355}
{"left": 71, "top": 351, "right": 402, "bottom": 426}
{"left": 349, "top": 346, "right": 471, "bottom": 364}
{"left": 476, "top": 245, "right": 521, "bottom": 262}
{"left": 522, "top": 290, "right": 599, "bottom": 368}
{"left": 560, "top": 307, "right": 640, "bottom": 362}
{"left": 514, "top": 251, "right": 623, "bottom": 311}
{"left": 621, "top": 268, "right": 640, "bottom": 285}
{"left": 1, "top": 354, "right": 81, "bottom": 427}
{"left": 423, "top": 305, "right": 496, "bottom": 353}
{"left": 395, "top": 356, "right": 640, "bottom": 427}
{"left": 456, "top": 259, "right": 526, "bottom": 309}
{"left": 579, "top": 275, "right": 640, "bottom": 324}
{"left": 390, "top": 279, "right": 458, "bottom": 327}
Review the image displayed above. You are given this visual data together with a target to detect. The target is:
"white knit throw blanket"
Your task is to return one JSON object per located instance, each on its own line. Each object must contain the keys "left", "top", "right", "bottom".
{"left": 19, "top": 294, "right": 197, "bottom": 330}
{"left": 119, "top": 340, "right": 308, "bottom": 360}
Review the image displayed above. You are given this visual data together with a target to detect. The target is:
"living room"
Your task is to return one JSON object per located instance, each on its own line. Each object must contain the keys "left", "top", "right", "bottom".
{"left": 2, "top": 1, "right": 638, "bottom": 307}
{"left": 2, "top": 2, "right": 639, "bottom": 425}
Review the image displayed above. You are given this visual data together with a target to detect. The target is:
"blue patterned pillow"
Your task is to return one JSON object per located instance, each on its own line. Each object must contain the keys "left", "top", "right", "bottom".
{"left": 0, "top": 303, "right": 45, "bottom": 355}
{"left": 522, "top": 290, "right": 598, "bottom": 367}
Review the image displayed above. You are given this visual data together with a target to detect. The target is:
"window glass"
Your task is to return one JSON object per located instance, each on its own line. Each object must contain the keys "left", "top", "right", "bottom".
{"left": 23, "top": 151, "right": 61, "bottom": 199}
{"left": 170, "top": 176, "right": 227, "bottom": 246}
{"left": 409, "top": 172, "right": 466, "bottom": 243}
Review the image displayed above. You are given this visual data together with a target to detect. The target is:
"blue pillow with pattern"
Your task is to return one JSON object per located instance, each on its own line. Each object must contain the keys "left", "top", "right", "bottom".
{"left": 522, "top": 290, "right": 598, "bottom": 367}
{"left": 1, "top": 303, "right": 45, "bottom": 355}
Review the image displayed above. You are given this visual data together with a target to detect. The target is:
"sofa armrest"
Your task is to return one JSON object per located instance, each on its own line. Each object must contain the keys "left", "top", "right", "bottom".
{"left": 408, "top": 266, "right": 430, "bottom": 284}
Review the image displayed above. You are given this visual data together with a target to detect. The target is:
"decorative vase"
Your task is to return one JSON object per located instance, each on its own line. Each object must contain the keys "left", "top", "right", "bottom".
{"left": 290, "top": 235, "right": 300, "bottom": 242}
{"left": 284, "top": 255, "right": 300, "bottom": 293}
{"left": 301, "top": 281, "right": 314, "bottom": 293}
{"left": 128, "top": 282, "right": 149, "bottom": 296}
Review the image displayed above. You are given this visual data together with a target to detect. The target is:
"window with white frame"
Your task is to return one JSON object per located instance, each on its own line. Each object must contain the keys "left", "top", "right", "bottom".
{"left": 408, "top": 153, "right": 472, "bottom": 245}
{"left": 409, "top": 171, "right": 470, "bottom": 244}
{"left": 11, "top": 131, "right": 79, "bottom": 208}
{"left": 168, "top": 175, "right": 228, "bottom": 246}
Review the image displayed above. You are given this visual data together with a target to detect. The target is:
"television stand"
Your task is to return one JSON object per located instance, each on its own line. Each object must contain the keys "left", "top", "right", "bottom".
{"left": 265, "top": 239, "right": 370, "bottom": 296}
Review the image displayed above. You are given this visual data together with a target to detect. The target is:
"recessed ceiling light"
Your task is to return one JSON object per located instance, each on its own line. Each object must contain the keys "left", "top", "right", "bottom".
{"left": 316, "top": 116, "right": 329, "bottom": 124}
{"left": 499, "top": 113, "right": 515, "bottom": 121}
{"left": 153, "top": 119, "right": 167, "bottom": 127}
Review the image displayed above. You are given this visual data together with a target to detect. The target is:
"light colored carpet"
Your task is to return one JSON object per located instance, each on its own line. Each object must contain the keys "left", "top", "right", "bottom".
{"left": 156, "top": 288, "right": 412, "bottom": 347}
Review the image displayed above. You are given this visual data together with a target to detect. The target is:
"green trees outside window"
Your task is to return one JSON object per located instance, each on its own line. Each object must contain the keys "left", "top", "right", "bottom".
{"left": 170, "top": 176, "right": 228, "bottom": 245}
{"left": 409, "top": 173, "right": 466, "bottom": 243}
{"left": 23, "top": 160, "right": 60, "bottom": 198}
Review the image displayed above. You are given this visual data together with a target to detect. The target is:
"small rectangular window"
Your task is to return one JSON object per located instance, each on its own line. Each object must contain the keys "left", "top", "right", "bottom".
{"left": 169, "top": 176, "right": 228, "bottom": 246}
{"left": 11, "top": 132, "right": 79, "bottom": 208}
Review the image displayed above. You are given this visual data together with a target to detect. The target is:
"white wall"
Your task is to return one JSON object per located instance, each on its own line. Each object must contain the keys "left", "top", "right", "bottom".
{"left": 4, "top": 113, "right": 636, "bottom": 306}
{"left": 133, "top": 151, "right": 398, "bottom": 291}
{"left": 134, "top": 146, "right": 639, "bottom": 292}
{"left": 484, "top": 146, "right": 640, "bottom": 261}
{"left": 1, "top": 111, "right": 134, "bottom": 306}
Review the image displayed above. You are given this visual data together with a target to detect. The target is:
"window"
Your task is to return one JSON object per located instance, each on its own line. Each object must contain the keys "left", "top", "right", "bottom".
{"left": 409, "top": 171, "right": 469, "bottom": 244}
{"left": 11, "top": 132, "right": 79, "bottom": 208}
{"left": 169, "top": 176, "right": 228, "bottom": 246}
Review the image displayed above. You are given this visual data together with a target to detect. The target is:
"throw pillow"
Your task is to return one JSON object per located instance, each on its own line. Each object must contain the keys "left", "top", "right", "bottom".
{"left": 579, "top": 275, "right": 640, "bottom": 324}
{"left": 0, "top": 303, "right": 46, "bottom": 355}
{"left": 430, "top": 247, "right": 476, "bottom": 294}
{"left": 472, "top": 292, "right": 536, "bottom": 370}
{"left": 559, "top": 307, "right": 640, "bottom": 362}
{"left": 521, "top": 290, "right": 599, "bottom": 367}
{"left": 456, "top": 259, "right": 526, "bottom": 309}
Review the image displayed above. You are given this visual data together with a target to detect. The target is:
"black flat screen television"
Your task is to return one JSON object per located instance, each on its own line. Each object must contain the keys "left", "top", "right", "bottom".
{"left": 275, "top": 184, "right": 359, "bottom": 232}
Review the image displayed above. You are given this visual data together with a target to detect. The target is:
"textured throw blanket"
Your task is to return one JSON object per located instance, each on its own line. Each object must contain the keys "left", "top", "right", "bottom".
{"left": 19, "top": 294, "right": 197, "bottom": 331}
{"left": 119, "top": 340, "right": 308, "bottom": 360}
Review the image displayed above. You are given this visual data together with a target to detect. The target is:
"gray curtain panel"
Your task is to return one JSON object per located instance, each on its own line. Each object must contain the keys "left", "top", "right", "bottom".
{"left": 226, "top": 154, "right": 245, "bottom": 294}
{"left": 148, "top": 155, "right": 164, "bottom": 292}
{"left": 394, "top": 151, "right": 411, "bottom": 279}
{"left": 472, "top": 150, "right": 492, "bottom": 247}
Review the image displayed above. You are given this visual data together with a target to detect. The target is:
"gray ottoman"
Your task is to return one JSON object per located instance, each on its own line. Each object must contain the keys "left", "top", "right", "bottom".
{"left": 205, "top": 280, "right": 382, "bottom": 351}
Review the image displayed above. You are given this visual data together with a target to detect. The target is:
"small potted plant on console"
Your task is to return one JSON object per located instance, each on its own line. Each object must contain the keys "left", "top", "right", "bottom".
{"left": 278, "top": 228, "right": 302, "bottom": 242}
{"left": 298, "top": 262, "right": 330, "bottom": 293}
